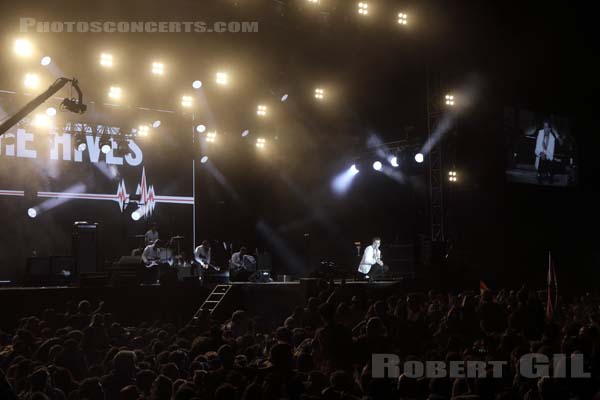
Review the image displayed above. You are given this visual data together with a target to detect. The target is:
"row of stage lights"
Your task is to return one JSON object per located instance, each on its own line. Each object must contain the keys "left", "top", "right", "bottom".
{"left": 352, "top": 152, "right": 425, "bottom": 174}
{"left": 15, "top": 39, "right": 328, "bottom": 113}
{"left": 303, "top": 0, "right": 410, "bottom": 25}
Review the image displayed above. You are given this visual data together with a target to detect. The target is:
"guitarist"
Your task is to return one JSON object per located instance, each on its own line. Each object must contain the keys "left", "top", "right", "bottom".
{"left": 141, "top": 239, "right": 165, "bottom": 283}
{"left": 193, "top": 240, "right": 219, "bottom": 277}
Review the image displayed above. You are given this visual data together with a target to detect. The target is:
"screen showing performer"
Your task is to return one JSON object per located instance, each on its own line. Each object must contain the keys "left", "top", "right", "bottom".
{"left": 505, "top": 107, "right": 577, "bottom": 187}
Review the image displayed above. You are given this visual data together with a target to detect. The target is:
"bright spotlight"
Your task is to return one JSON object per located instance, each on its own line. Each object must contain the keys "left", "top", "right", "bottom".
{"left": 131, "top": 209, "right": 142, "bottom": 221}
{"left": 448, "top": 170, "right": 458, "bottom": 182}
{"left": 314, "top": 88, "right": 325, "bottom": 100}
{"left": 332, "top": 164, "right": 359, "bottom": 195}
{"left": 100, "top": 136, "right": 112, "bottom": 154}
{"left": 15, "top": 39, "right": 33, "bottom": 57}
{"left": 181, "top": 95, "right": 193, "bottom": 108}
{"left": 414, "top": 153, "right": 424, "bottom": 163}
{"left": 192, "top": 80, "right": 203, "bottom": 89}
{"left": 138, "top": 125, "right": 150, "bottom": 136}
{"left": 40, "top": 56, "right": 52, "bottom": 66}
{"left": 390, "top": 156, "right": 399, "bottom": 167}
{"left": 398, "top": 12, "right": 408, "bottom": 25}
{"left": 152, "top": 120, "right": 161, "bottom": 128}
{"left": 256, "top": 104, "right": 267, "bottom": 116}
{"left": 358, "top": 2, "right": 369, "bottom": 15}
{"left": 241, "top": 129, "right": 250, "bottom": 137}
{"left": 445, "top": 94, "right": 455, "bottom": 106}
{"left": 27, "top": 208, "right": 37, "bottom": 218}
{"left": 281, "top": 94, "right": 289, "bottom": 102}
{"left": 256, "top": 137, "right": 266, "bottom": 148}
{"left": 100, "top": 53, "right": 113, "bottom": 67}
{"left": 74, "top": 133, "right": 87, "bottom": 151}
{"left": 350, "top": 164, "right": 359, "bottom": 174}
{"left": 33, "top": 114, "right": 50, "bottom": 128}
{"left": 151, "top": 61, "right": 164, "bottom": 75}
{"left": 196, "top": 124, "right": 206, "bottom": 133}
{"left": 200, "top": 156, "right": 209, "bottom": 164}
{"left": 307, "top": 0, "right": 319, "bottom": 3}
{"left": 372, "top": 161, "right": 383, "bottom": 171}
{"left": 46, "top": 107, "right": 57, "bottom": 117}
{"left": 108, "top": 86, "right": 122, "bottom": 100}
{"left": 216, "top": 72, "right": 229, "bottom": 85}
{"left": 206, "top": 131, "right": 217, "bottom": 143}
{"left": 24, "top": 73, "right": 40, "bottom": 89}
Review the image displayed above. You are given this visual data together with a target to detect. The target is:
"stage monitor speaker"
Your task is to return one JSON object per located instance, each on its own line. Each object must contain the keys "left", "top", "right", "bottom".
{"left": 72, "top": 222, "right": 98, "bottom": 275}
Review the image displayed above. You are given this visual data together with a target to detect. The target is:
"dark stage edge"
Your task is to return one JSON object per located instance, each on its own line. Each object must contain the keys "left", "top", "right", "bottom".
{"left": 0, "top": 279, "right": 404, "bottom": 332}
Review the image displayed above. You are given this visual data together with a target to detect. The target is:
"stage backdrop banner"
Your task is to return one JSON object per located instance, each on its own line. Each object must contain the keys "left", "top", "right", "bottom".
{"left": 0, "top": 101, "right": 194, "bottom": 281}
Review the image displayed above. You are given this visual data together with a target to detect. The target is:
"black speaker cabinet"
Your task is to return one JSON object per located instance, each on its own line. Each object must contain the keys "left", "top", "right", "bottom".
{"left": 72, "top": 222, "right": 99, "bottom": 275}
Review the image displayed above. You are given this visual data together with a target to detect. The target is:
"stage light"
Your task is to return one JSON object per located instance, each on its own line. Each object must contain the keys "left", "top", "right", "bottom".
{"left": 398, "top": 12, "right": 408, "bottom": 25}
{"left": 152, "top": 120, "right": 161, "bottom": 128}
{"left": 241, "top": 129, "right": 250, "bottom": 137}
{"left": 256, "top": 104, "right": 267, "bottom": 116}
{"left": 14, "top": 39, "right": 33, "bottom": 57}
{"left": 415, "top": 153, "right": 424, "bottom": 163}
{"left": 216, "top": 72, "right": 229, "bottom": 85}
{"left": 192, "top": 80, "right": 203, "bottom": 89}
{"left": 100, "top": 53, "right": 113, "bottom": 67}
{"left": 200, "top": 156, "right": 209, "bottom": 164}
{"left": 314, "top": 88, "right": 325, "bottom": 100}
{"left": 281, "top": 94, "right": 289, "bottom": 102}
{"left": 74, "top": 133, "right": 87, "bottom": 151}
{"left": 138, "top": 125, "right": 150, "bottom": 136}
{"left": 445, "top": 94, "right": 455, "bottom": 106}
{"left": 390, "top": 156, "right": 399, "bottom": 167}
{"left": 46, "top": 107, "right": 57, "bottom": 117}
{"left": 196, "top": 124, "right": 206, "bottom": 133}
{"left": 100, "top": 136, "right": 112, "bottom": 154}
{"left": 448, "top": 170, "right": 458, "bottom": 182}
{"left": 108, "top": 86, "right": 122, "bottom": 100}
{"left": 181, "top": 95, "right": 193, "bottom": 107}
{"left": 24, "top": 73, "right": 40, "bottom": 89}
{"left": 372, "top": 161, "right": 383, "bottom": 171}
{"left": 307, "top": 0, "right": 319, "bottom": 3}
{"left": 151, "top": 61, "right": 164, "bottom": 75}
{"left": 350, "top": 164, "right": 359, "bottom": 174}
{"left": 131, "top": 209, "right": 142, "bottom": 221}
{"left": 40, "top": 56, "right": 52, "bottom": 66}
{"left": 358, "top": 2, "right": 369, "bottom": 15}
{"left": 256, "top": 137, "right": 266, "bottom": 148}
{"left": 206, "top": 131, "right": 217, "bottom": 143}
{"left": 27, "top": 208, "right": 37, "bottom": 218}
{"left": 33, "top": 114, "right": 50, "bottom": 128}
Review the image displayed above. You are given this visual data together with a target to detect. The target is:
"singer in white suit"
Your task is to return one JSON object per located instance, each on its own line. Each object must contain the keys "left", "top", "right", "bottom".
{"left": 534, "top": 121, "right": 557, "bottom": 183}
{"left": 358, "top": 237, "right": 383, "bottom": 279}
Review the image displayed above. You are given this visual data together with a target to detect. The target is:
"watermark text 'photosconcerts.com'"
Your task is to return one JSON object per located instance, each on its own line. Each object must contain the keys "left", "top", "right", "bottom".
{"left": 372, "top": 353, "right": 591, "bottom": 379}
{"left": 19, "top": 18, "right": 259, "bottom": 34}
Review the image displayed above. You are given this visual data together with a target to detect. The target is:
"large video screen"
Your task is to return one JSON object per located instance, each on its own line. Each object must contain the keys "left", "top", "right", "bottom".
{"left": 504, "top": 107, "right": 577, "bottom": 187}
{"left": 0, "top": 95, "right": 194, "bottom": 280}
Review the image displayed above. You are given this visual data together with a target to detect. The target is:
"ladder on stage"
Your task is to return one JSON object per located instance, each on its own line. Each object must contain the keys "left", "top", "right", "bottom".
{"left": 194, "top": 284, "right": 232, "bottom": 318}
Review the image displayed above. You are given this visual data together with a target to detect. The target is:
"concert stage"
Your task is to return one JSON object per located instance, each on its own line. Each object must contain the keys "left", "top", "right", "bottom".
{"left": 0, "top": 279, "right": 405, "bottom": 332}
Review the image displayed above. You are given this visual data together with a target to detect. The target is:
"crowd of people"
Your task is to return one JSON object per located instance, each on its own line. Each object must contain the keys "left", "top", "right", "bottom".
{"left": 1, "top": 282, "right": 599, "bottom": 400}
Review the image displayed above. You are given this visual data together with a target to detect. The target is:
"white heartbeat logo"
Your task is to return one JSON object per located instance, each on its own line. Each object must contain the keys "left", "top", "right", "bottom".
{"left": 37, "top": 167, "right": 193, "bottom": 217}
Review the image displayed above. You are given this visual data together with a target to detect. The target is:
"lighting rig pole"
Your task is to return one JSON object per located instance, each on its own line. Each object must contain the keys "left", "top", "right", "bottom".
{"left": 426, "top": 69, "right": 445, "bottom": 244}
